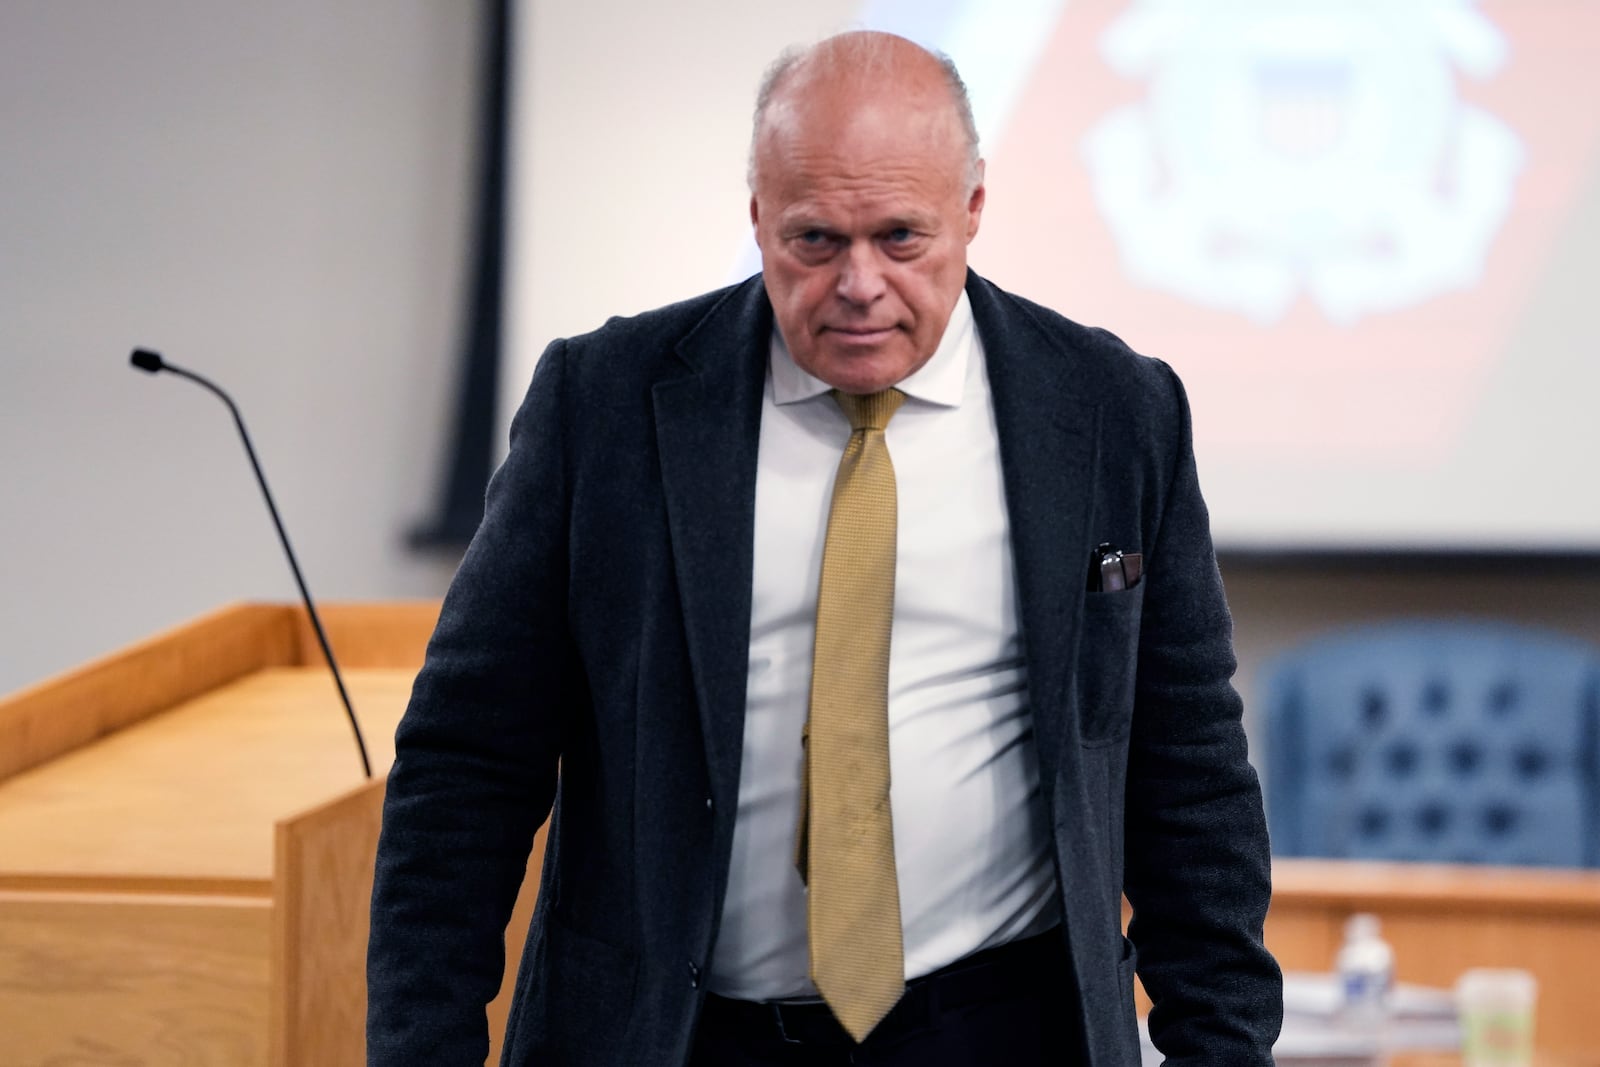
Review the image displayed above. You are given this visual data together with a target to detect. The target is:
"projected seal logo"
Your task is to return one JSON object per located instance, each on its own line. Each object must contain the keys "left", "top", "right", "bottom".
{"left": 1080, "top": 0, "right": 1524, "bottom": 325}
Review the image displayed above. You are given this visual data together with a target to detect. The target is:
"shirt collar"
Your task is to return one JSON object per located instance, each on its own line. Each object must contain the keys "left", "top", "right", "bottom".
{"left": 769, "top": 290, "right": 974, "bottom": 410}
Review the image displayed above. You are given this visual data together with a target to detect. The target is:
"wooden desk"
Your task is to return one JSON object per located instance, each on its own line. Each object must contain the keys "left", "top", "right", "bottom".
{"left": 1266, "top": 860, "right": 1600, "bottom": 1061}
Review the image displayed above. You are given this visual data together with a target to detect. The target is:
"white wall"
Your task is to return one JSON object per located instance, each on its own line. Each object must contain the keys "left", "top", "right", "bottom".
{"left": 503, "top": 0, "right": 867, "bottom": 437}
{"left": 0, "top": 1, "right": 479, "bottom": 697}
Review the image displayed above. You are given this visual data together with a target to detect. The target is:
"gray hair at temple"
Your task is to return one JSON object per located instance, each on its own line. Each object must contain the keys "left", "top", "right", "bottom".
{"left": 747, "top": 34, "right": 983, "bottom": 196}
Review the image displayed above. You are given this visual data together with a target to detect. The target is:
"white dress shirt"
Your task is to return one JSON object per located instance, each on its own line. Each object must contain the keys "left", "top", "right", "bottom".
{"left": 708, "top": 292, "right": 1061, "bottom": 1000}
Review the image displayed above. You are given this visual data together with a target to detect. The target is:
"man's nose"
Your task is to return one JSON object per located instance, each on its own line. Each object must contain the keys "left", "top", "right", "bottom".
{"left": 835, "top": 243, "right": 887, "bottom": 305}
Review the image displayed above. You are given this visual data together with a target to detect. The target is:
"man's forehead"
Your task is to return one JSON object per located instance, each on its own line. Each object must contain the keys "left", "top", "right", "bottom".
{"left": 756, "top": 96, "right": 965, "bottom": 186}
{"left": 763, "top": 78, "right": 953, "bottom": 143}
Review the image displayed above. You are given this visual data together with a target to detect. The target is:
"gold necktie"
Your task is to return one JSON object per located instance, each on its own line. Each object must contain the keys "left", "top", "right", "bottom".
{"left": 798, "top": 387, "right": 907, "bottom": 1042}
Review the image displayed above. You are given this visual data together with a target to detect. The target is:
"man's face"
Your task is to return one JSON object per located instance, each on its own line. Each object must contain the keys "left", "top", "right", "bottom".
{"left": 751, "top": 91, "right": 985, "bottom": 396}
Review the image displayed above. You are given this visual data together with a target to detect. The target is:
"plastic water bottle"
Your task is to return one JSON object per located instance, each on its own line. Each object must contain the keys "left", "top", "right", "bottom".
{"left": 1337, "top": 913, "right": 1395, "bottom": 1027}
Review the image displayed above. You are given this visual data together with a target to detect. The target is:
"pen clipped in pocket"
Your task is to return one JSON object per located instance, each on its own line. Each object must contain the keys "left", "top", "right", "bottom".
{"left": 1087, "top": 542, "right": 1143, "bottom": 592}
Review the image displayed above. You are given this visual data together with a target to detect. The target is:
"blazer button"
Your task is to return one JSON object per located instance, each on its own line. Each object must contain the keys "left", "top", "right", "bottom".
{"left": 705, "top": 797, "right": 714, "bottom": 813}
{"left": 687, "top": 961, "right": 702, "bottom": 988}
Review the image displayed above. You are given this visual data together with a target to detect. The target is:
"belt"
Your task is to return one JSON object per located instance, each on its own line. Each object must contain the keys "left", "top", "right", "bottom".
{"left": 701, "top": 929, "right": 1066, "bottom": 1048}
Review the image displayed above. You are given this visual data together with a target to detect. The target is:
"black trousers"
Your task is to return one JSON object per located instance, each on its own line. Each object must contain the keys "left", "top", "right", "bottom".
{"left": 687, "top": 930, "right": 1082, "bottom": 1067}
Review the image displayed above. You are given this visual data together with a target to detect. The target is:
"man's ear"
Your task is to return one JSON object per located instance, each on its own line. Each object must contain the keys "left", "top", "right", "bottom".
{"left": 750, "top": 195, "right": 760, "bottom": 229}
{"left": 966, "top": 161, "right": 987, "bottom": 243}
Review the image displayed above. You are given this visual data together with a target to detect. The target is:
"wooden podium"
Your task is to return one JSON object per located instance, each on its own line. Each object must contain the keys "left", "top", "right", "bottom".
{"left": 0, "top": 602, "right": 541, "bottom": 1067}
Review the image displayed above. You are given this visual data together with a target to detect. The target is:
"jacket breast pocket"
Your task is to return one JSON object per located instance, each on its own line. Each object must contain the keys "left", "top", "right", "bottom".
{"left": 1076, "top": 585, "right": 1143, "bottom": 746}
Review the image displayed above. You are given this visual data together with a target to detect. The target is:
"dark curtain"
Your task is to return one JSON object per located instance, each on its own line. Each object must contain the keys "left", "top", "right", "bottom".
{"left": 411, "top": 0, "right": 511, "bottom": 551}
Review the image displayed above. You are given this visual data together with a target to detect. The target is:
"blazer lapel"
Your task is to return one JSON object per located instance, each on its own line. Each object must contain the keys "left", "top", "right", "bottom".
{"left": 651, "top": 279, "right": 772, "bottom": 808}
{"left": 968, "top": 275, "right": 1102, "bottom": 775}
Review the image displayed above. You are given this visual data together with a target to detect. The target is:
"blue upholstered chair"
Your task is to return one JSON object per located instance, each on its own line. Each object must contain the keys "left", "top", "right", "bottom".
{"left": 1261, "top": 622, "right": 1600, "bottom": 868}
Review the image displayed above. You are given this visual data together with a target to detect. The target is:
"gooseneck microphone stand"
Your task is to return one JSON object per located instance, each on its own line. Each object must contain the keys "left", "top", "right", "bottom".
{"left": 129, "top": 347, "right": 373, "bottom": 779}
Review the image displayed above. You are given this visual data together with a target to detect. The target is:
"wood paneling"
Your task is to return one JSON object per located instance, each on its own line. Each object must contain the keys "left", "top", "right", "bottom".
{"left": 0, "top": 602, "right": 445, "bottom": 1066}
{"left": 0, "top": 667, "right": 413, "bottom": 884}
{"left": 0, "top": 601, "right": 439, "bottom": 791}
{"left": 1273, "top": 860, "right": 1600, "bottom": 916}
{"left": 0, "top": 603, "right": 297, "bottom": 782}
{"left": 300, "top": 601, "right": 441, "bottom": 671}
{"left": 271, "top": 780, "right": 387, "bottom": 1067}
{"left": 0, "top": 889, "right": 272, "bottom": 1067}
{"left": 486, "top": 824, "right": 548, "bottom": 1067}
{"left": 1391, "top": 1056, "right": 1598, "bottom": 1067}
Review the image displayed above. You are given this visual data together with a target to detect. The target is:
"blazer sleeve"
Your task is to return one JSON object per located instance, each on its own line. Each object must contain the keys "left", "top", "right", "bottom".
{"left": 367, "top": 340, "right": 578, "bottom": 1065}
{"left": 1123, "top": 362, "right": 1283, "bottom": 1065}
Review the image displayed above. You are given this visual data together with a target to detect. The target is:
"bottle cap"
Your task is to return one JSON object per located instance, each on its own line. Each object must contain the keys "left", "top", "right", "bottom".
{"left": 1344, "top": 913, "right": 1381, "bottom": 940}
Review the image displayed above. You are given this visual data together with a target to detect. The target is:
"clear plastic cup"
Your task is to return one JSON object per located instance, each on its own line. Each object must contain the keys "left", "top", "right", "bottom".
{"left": 1455, "top": 968, "right": 1537, "bottom": 1067}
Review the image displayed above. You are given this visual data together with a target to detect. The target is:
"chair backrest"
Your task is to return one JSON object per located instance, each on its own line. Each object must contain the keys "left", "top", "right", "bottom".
{"left": 1262, "top": 621, "right": 1600, "bottom": 867}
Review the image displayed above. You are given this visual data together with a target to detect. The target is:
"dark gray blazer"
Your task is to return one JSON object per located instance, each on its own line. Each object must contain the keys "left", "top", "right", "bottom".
{"left": 367, "top": 272, "right": 1282, "bottom": 1066}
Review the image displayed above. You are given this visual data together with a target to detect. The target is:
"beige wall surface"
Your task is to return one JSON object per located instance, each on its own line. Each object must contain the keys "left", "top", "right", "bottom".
{"left": 0, "top": 1, "right": 475, "bottom": 699}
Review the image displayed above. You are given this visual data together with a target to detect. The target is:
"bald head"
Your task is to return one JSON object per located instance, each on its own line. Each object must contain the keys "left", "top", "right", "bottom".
{"left": 748, "top": 31, "right": 981, "bottom": 196}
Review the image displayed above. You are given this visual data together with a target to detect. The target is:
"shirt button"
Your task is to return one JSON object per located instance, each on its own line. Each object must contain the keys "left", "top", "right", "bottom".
{"left": 687, "top": 961, "right": 702, "bottom": 988}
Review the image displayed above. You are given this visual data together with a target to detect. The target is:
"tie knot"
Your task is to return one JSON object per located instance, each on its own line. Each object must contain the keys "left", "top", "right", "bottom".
{"left": 833, "top": 388, "right": 906, "bottom": 432}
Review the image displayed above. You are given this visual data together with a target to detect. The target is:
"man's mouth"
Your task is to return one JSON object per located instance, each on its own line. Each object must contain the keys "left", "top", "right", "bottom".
{"left": 826, "top": 326, "right": 897, "bottom": 344}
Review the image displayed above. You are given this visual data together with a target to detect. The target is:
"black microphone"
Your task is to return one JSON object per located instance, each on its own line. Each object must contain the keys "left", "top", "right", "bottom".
{"left": 129, "top": 347, "right": 374, "bottom": 779}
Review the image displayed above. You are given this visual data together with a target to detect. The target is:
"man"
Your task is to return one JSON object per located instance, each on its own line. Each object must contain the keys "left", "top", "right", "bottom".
{"left": 369, "top": 31, "right": 1281, "bottom": 1067}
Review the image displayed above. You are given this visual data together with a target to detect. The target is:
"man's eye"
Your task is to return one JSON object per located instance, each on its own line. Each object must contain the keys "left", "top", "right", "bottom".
{"left": 886, "top": 227, "right": 914, "bottom": 243}
{"left": 798, "top": 230, "right": 829, "bottom": 245}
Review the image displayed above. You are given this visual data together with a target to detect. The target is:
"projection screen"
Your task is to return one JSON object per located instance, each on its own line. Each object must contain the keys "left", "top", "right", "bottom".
{"left": 505, "top": 0, "right": 1600, "bottom": 552}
